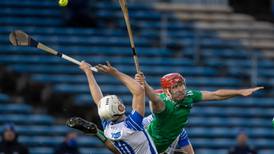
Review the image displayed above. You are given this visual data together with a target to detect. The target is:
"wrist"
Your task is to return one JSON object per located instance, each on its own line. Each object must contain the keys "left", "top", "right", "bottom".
{"left": 85, "top": 70, "right": 93, "bottom": 75}
{"left": 144, "top": 82, "right": 150, "bottom": 89}
{"left": 110, "top": 69, "right": 119, "bottom": 76}
{"left": 238, "top": 89, "right": 244, "bottom": 95}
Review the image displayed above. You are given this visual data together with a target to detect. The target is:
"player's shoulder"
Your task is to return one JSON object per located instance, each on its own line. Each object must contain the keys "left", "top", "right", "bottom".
{"left": 186, "top": 89, "right": 201, "bottom": 96}
{"left": 186, "top": 90, "right": 193, "bottom": 95}
{"left": 159, "top": 93, "right": 169, "bottom": 100}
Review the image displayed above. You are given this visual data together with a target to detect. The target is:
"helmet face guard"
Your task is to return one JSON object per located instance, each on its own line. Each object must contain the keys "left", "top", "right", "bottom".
{"left": 98, "top": 95, "right": 125, "bottom": 121}
{"left": 160, "top": 73, "right": 186, "bottom": 89}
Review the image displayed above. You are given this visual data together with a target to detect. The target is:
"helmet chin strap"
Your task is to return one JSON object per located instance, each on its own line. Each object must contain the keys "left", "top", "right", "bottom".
{"left": 112, "top": 114, "right": 125, "bottom": 122}
{"left": 113, "top": 113, "right": 124, "bottom": 116}
{"left": 165, "top": 89, "right": 173, "bottom": 100}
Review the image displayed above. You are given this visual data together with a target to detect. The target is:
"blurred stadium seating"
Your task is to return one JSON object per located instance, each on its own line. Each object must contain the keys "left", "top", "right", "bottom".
{"left": 0, "top": 0, "right": 273, "bottom": 154}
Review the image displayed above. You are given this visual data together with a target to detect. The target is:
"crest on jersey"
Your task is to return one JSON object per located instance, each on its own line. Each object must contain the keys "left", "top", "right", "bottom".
{"left": 111, "top": 131, "right": 122, "bottom": 139}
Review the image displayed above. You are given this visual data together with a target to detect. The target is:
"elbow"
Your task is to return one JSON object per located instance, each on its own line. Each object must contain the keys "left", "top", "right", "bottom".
{"left": 148, "top": 92, "right": 161, "bottom": 103}
{"left": 149, "top": 100, "right": 164, "bottom": 113}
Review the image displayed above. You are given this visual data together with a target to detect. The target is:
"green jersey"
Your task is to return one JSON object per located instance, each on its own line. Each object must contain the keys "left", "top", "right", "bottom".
{"left": 147, "top": 90, "right": 202, "bottom": 153}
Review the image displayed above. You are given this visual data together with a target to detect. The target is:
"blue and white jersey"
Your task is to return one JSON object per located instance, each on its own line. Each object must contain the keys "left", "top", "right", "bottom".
{"left": 142, "top": 114, "right": 153, "bottom": 128}
{"left": 102, "top": 111, "right": 157, "bottom": 154}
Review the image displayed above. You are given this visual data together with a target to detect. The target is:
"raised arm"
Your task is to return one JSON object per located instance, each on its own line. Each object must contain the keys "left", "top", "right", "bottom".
{"left": 202, "top": 87, "right": 264, "bottom": 101}
{"left": 80, "top": 61, "right": 103, "bottom": 106}
{"left": 135, "top": 73, "right": 165, "bottom": 113}
{"left": 96, "top": 62, "right": 145, "bottom": 116}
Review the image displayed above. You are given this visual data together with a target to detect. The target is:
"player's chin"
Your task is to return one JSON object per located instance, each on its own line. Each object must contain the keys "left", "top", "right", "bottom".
{"left": 173, "top": 95, "right": 184, "bottom": 101}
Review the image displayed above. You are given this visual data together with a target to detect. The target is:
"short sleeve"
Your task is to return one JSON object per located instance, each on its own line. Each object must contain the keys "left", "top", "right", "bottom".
{"left": 101, "top": 119, "right": 110, "bottom": 129}
{"left": 188, "top": 90, "right": 202, "bottom": 103}
{"left": 125, "top": 110, "right": 144, "bottom": 131}
{"left": 142, "top": 114, "right": 154, "bottom": 128}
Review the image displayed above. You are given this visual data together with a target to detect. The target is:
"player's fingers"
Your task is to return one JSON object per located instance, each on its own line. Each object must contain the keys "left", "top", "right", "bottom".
{"left": 99, "top": 64, "right": 110, "bottom": 70}
{"left": 251, "top": 87, "right": 264, "bottom": 92}
{"left": 139, "top": 72, "right": 145, "bottom": 79}
{"left": 255, "top": 86, "right": 264, "bottom": 90}
{"left": 97, "top": 64, "right": 113, "bottom": 73}
{"left": 135, "top": 73, "right": 143, "bottom": 77}
{"left": 135, "top": 78, "right": 142, "bottom": 82}
{"left": 94, "top": 66, "right": 103, "bottom": 72}
{"left": 135, "top": 73, "right": 140, "bottom": 77}
{"left": 135, "top": 76, "right": 142, "bottom": 82}
{"left": 95, "top": 65, "right": 106, "bottom": 72}
{"left": 138, "top": 71, "right": 144, "bottom": 75}
{"left": 97, "top": 64, "right": 107, "bottom": 69}
{"left": 136, "top": 73, "right": 145, "bottom": 80}
{"left": 135, "top": 75, "right": 140, "bottom": 80}
{"left": 106, "top": 61, "right": 111, "bottom": 67}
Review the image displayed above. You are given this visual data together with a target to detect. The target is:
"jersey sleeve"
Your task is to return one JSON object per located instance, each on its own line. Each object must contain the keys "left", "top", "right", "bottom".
{"left": 142, "top": 114, "right": 154, "bottom": 128}
{"left": 189, "top": 90, "right": 202, "bottom": 103}
{"left": 153, "top": 93, "right": 170, "bottom": 117}
{"left": 101, "top": 119, "right": 110, "bottom": 129}
{"left": 125, "top": 110, "right": 144, "bottom": 131}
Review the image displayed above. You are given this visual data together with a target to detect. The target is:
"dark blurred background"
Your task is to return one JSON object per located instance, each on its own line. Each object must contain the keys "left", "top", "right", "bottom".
{"left": 0, "top": 0, "right": 273, "bottom": 154}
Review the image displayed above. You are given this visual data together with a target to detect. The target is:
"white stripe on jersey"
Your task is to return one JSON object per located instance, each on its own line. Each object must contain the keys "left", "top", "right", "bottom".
{"left": 103, "top": 111, "right": 157, "bottom": 154}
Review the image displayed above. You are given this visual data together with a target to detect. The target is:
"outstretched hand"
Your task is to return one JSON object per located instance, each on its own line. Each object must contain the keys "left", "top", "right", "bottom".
{"left": 95, "top": 61, "right": 118, "bottom": 75}
{"left": 239, "top": 87, "right": 264, "bottom": 96}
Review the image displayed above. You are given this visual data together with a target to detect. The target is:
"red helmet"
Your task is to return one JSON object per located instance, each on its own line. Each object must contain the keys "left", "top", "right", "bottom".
{"left": 160, "top": 73, "right": 185, "bottom": 89}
